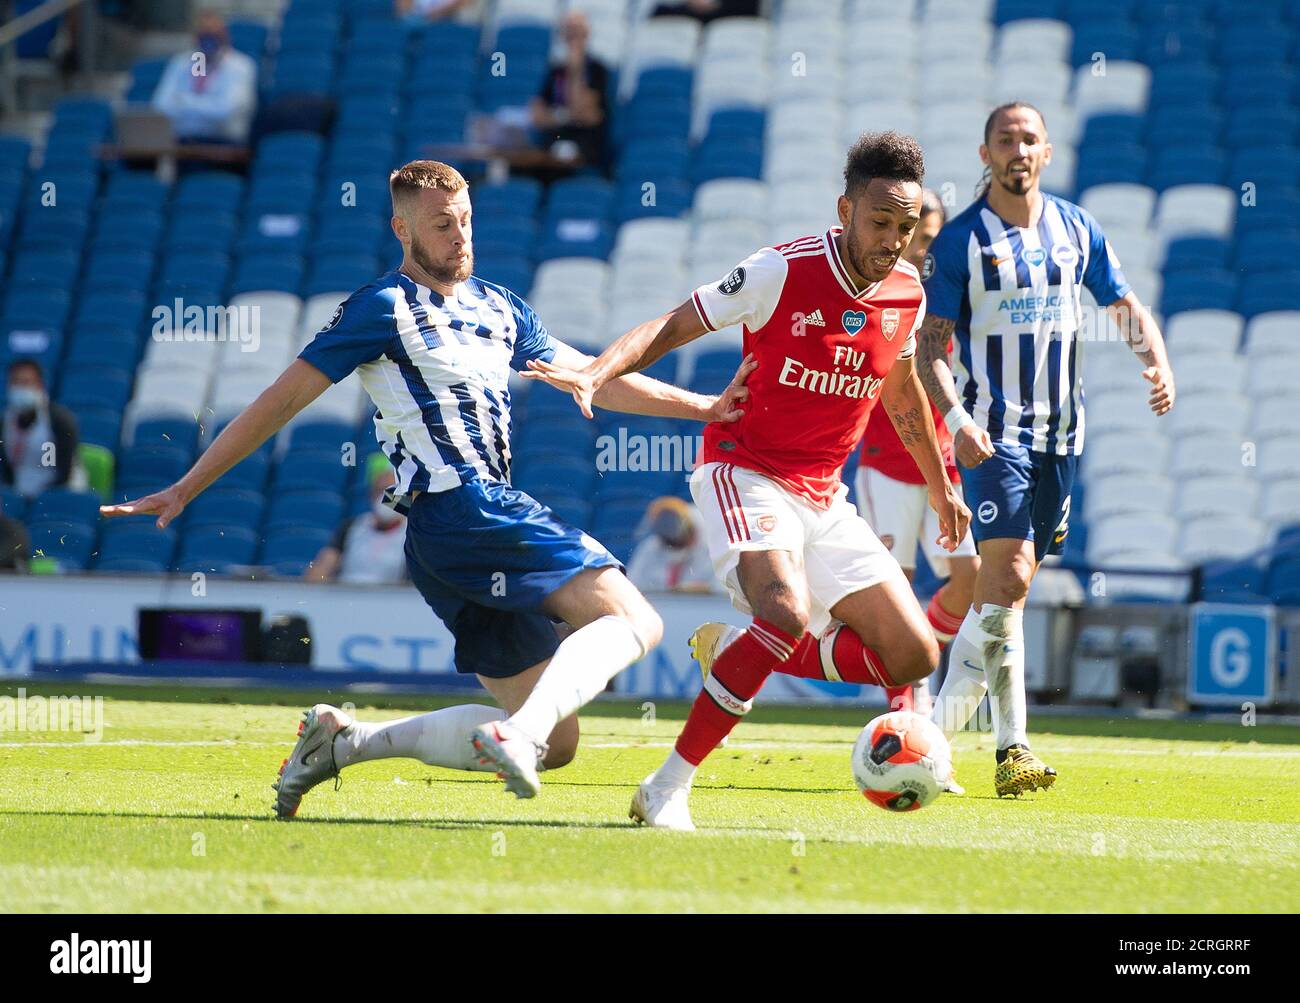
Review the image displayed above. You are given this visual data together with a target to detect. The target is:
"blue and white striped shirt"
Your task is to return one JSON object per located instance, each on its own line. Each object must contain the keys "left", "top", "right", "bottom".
{"left": 922, "top": 193, "right": 1130, "bottom": 456}
{"left": 299, "top": 269, "right": 556, "bottom": 507}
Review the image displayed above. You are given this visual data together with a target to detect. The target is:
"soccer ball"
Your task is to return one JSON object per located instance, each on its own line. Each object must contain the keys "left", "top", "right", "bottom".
{"left": 851, "top": 711, "right": 952, "bottom": 812}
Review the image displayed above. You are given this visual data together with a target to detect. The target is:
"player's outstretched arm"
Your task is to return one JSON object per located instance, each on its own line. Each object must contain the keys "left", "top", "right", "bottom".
{"left": 1108, "top": 291, "right": 1176, "bottom": 416}
{"left": 916, "top": 314, "right": 994, "bottom": 468}
{"left": 538, "top": 341, "right": 755, "bottom": 424}
{"left": 881, "top": 357, "right": 971, "bottom": 551}
{"left": 520, "top": 299, "right": 710, "bottom": 418}
{"left": 99, "top": 360, "right": 333, "bottom": 528}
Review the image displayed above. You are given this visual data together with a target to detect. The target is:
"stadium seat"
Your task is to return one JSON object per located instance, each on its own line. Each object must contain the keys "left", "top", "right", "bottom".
{"left": 260, "top": 526, "right": 335, "bottom": 577}
{"left": 1170, "top": 434, "right": 1249, "bottom": 480}
{"left": 28, "top": 488, "right": 101, "bottom": 527}
{"left": 1238, "top": 273, "right": 1300, "bottom": 318}
{"left": 26, "top": 520, "right": 96, "bottom": 570}
{"left": 1153, "top": 185, "right": 1236, "bottom": 242}
{"left": 1175, "top": 477, "right": 1258, "bottom": 520}
{"left": 1179, "top": 516, "right": 1266, "bottom": 564}
{"left": 1266, "top": 554, "right": 1300, "bottom": 605}
{"left": 96, "top": 520, "right": 177, "bottom": 570}
{"left": 264, "top": 489, "right": 345, "bottom": 535}
{"left": 1084, "top": 474, "right": 1174, "bottom": 522}
{"left": 1245, "top": 312, "right": 1300, "bottom": 356}
{"left": 174, "top": 525, "right": 260, "bottom": 574}
{"left": 1164, "top": 309, "right": 1243, "bottom": 356}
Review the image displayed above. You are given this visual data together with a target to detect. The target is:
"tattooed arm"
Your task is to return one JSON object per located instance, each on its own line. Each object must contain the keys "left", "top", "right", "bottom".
{"left": 1108, "top": 290, "right": 1176, "bottom": 416}
{"left": 916, "top": 313, "right": 994, "bottom": 468}
{"left": 880, "top": 357, "right": 971, "bottom": 552}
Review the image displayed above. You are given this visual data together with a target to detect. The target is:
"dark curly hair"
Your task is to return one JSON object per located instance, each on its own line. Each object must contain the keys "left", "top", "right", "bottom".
{"left": 843, "top": 131, "right": 926, "bottom": 200}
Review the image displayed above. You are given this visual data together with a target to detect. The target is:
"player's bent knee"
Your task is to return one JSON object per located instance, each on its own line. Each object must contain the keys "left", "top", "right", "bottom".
{"left": 753, "top": 599, "right": 808, "bottom": 640}
{"left": 543, "top": 718, "right": 579, "bottom": 770}
{"left": 888, "top": 637, "right": 939, "bottom": 686}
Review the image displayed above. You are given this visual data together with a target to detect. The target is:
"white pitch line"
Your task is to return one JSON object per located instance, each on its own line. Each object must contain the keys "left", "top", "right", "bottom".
{"left": 1, "top": 738, "right": 1297, "bottom": 760}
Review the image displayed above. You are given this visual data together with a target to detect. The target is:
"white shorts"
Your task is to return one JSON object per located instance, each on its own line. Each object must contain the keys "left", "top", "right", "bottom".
{"left": 690, "top": 461, "right": 906, "bottom": 636}
{"left": 854, "top": 465, "right": 977, "bottom": 575}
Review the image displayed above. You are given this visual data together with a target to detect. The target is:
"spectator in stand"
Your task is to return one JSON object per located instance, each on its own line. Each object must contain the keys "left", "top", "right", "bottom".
{"left": 0, "top": 498, "right": 29, "bottom": 573}
{"left": 626, "top": 495, "right": 716, "bottom": 594}
{"left": 529, "top": 11, "right": 611, "bottom": 176}
{"left": 651, "top": 0, "right": 760, "bottom": 23}
{"left": 1, "top": 360, "right": 78, "bottom": 499}
{"left": 151, "top": 10, "right": 257, "bottom": 145}
{"left": 395, "top": 0, "right": 478, "bottom": 21}
{"left": 306, "top": 465, "right": 408, "bottom": 585}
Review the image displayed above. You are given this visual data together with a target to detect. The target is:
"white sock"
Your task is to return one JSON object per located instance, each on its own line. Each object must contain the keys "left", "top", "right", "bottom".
{"left": 932, "top": 608, "right": 989, "bottom": 738}
{"left": 507, "top": 615, "right": 647, "bottom": 743}
{"left": 651, "top": 749, "right": 697, "bottom": 790}
{"left": 335, "top": 704, "right": 505, "bottom": 772}
{"left": 974, "top": 603, "right": 1028, "bottom": 751}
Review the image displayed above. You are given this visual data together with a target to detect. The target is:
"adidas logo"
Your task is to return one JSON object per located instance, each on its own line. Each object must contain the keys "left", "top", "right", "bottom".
{"left": 805, "top": 308, "right": 826, "bottom": 326}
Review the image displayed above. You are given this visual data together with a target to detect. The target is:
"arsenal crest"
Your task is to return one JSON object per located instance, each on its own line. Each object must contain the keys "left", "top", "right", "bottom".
{"left": 881, "top": 308, "right": 901, "bottom": 340}
{"left": 756, "top": 514, "right": 777, "bottom": 533}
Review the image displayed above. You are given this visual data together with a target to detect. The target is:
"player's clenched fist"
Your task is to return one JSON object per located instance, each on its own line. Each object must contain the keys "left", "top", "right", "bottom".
{"left": 1142, "top": 365, "right": 1175, "bottom": 416}
{"left": 953, "top": 423, "right": 994, "bottom": 468}
{"left": 928, "top": 484, "right": 972, "bottom": 553}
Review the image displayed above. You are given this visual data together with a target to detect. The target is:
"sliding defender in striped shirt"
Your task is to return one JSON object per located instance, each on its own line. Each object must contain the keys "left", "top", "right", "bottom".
{"left": 102, "top": 161, "right": 754, "bottom": 815}
{"left": 917, "top": 102, "right": 1177, "bottom": 797}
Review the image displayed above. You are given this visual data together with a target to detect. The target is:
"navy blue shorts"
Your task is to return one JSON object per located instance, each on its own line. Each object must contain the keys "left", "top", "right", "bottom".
{"left": 404, "top": 479, "right": 622, "bottom": 679}
{"left": 959, "top": 441, "right": 1078, "bottom": 562}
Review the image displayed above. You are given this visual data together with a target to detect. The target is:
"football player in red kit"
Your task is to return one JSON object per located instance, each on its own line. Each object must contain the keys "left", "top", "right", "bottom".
{"left": 523, "top": 133, "right": 971, "bottom": 829}
{"left": 855, "top": 189, "right": 978, "bottom": 735}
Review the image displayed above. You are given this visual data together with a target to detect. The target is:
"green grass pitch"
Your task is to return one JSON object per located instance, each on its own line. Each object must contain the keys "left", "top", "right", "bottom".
{"left": 1, "top": 683, "right": 1297, "bottom": 913}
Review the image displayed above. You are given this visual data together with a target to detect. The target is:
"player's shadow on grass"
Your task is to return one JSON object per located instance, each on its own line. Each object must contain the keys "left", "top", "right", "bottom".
{"left": 0, "top": 808, "right": 634, "bottom": 830}
{"left": 424, "top": 776, "right": 850, "bottom": 795}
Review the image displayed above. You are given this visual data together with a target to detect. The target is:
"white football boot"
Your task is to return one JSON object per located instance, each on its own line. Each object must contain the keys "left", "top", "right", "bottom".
{"left": 629, "top": 775, "right": 696, "bottom": 831}
{"left": 469, "top": 720, "right": 547, "bottom": 798}
{"left": 272, "top": 704, "right": 354, "bottom": 819}
{"left": 689, "top": 622, "right": 743, "bottom": 748}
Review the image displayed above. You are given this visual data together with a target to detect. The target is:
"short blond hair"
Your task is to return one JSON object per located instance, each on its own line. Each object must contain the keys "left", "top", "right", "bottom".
{"left": 390, "top": 160, "right": 467, "bottom": 215}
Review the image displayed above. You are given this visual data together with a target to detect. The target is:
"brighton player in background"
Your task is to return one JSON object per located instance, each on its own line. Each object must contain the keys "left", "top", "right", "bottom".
{"left": 525, "top": 133, "right": 971, "bottom": 830}
{"left": 102, "top": 161, "right": 755, "bottom": 815}
{"left": 917, "top": 103, "right": 1176, "bottom": 797}
{"left": 854, "top": 188, "right": 977, "bottom": 729}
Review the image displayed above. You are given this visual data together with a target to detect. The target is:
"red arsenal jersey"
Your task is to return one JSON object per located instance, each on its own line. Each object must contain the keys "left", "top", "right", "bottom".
{"left": 858, "top": 357, "right": 960, "bottom": 486}
{"left": 691, "top": 228, "right": 926, "bottom": 510}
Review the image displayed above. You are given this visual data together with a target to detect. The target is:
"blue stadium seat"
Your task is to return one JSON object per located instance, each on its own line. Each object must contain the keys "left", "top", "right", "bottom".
{"left": 314, "top": 212, "right": 388, "bottom": 259}
{"left": 304, "top": 254, "right": 381, "bottom": 297}
{"left": 26, "top": 520, "right": 96, "bottom": 569}
{"left": 0, "top": 326, "right": 62, "bottom": 381}
{"left": 159, "top": 250, "right": 231, "bottom": 291}
{"left": 84, "top": 251, "right": 154, "bottom": 295}
{"left": 1145, "top": 106, "right": 1222, "bottom": 148}
{"left": 1223, "top": 65, "right": 1294, "bottom": 105}
{"left": 17, "top": 205, "right": 91, "bottom": 251}
{"left": 1226, "top": 145, "right": 1299, "bottom": 191}
{"left": 1142, "top": 24, "right": 1216, "bottom": 65}
{"left": 286, "top": 420, "right": 356, "bottom": 454}
{"left": 8, "top": 248, "right": 80, "bottom": 289}
{"left": 3, "top": 286, "right": 71, "bottom": 329}
{"left": 337, "top": 61, "right": 406, "bottom": 100}
{"left": 29, "top": 488, "right": 101, "bottom": 527}
{"left": 260, "top": 526, "right": 334, "bottom": 576}
{"left": 211, "top": 452, "right": 270, "bottom": 493}
{"left": 174, "top": 525, "right": 260, "bottom": 574}
{"left": 102, "top": 170, "right": 170, "bottom": 211}
{"left": 184, "top": 488, "right": 265, "bottom": 531}
{"left": 1071, "top": 144, "right": 1144, "bottom": 192}
{"left": 92, "top": 207, "right": 164, "bottom": 253}
{"left": 268, "top": 53, "right": 337, "bottom": 99}
{"left": 1201, "top": 558, "right": 1267, "bottom": 603}
{"left": 1238, "top": 272, "right": 1300, "bottom": 317}
{"left": 229, "top": 255, "right": 304, "bottom": 296}
{"left": 410, "top": 20, "right": 479, "bottom": 58}
{"left": 1146, "top": 145, "right": 1224, "bottom": 190}
{"left": 613, "top": 179, "right": 692, "bottom": 222}
{"left": 544, "top": 177, "right": 614, "bottom": 223}
{"left": 705, "top": 107, "right": 764, "bottom": 147}
{"left": 1219, "top": 21, "right": 1291, "bottom": 64}
{"left": 1266, "top": 554, "right": 1300, "bottom": 605}
{"left": 1071, "top": 23, "right": 1140, "bottom": 66}
{"left": 692, "top": 143, "right": 763, "bottom": 183}
{"left": 1234, "top": 231, "right": 1300, "bottom": 273}
{"left": 173, "top": 172, "right": 245, "bottom": 213}
{"left": 0, "top": 134, "right": 30, "bottom": 174}
{"left": 1160, "top": 270, "right": 1237, "bottom": 315}
{"left": 117, "top": 445, "right": 193, "bottom": 490}
{"left": 256, "top": 130, "right": 326, "bottom": 169}
{"left": 228, "top": 19, "right": 269, "bottom": 61}
{"left": 1235, "top": 189, "right": 1300, "bottom": 235}
{"left": 473, "top": 178, "right": 543, "bottom": 219}
{"left": 166, "top": 212, "right": 239, "bottom": 254}
{"left": 51, "top": 96, "right": 112, "bottom": 138}
{"left": 131, "top": 417, "right": 200, "bottom": 454}
{"left": 1080, "top": 113, "right": 1144, "bottom": 148}
{"left": 264, "top": 489, "right": 345, "bottom": 534}
{"left": 272, "top": 448, "right": 349, "bottom": 493}
{"left": 1225, "top": 106, "right": 1298, "bottom": 148}
{"left": 125, "top": 57, "right": 168, "bottom": 103}
{"left": 536, "top": 220, "right": 613, "bottom": 262}
{"left": 511, "top": 454, "right": 598, "bottom": 498}
{"left": 72, "top": 292, "right": 146, "bottom": 334}
{"left": 96, "top": 520, "right": 177, "bottom": 571}
{"left": 1148, "top": 63, "right": 1218, "bottom": 108}
{"left": 66, "top": 326, "right": 139, "bottom": 370}
{"left": 1163, "top": 237, "right": 1230, "bottom": 271}
{"left": 995, "top": 0, "right": 1063, "bottom": 23}
{"left": 74, "top": 409, "right": 122, "bottom": 451}
{"left": 617, "top": 139, "right": 690, "bottom": 186}
{"left": 543, "top": 492, "right": 592, "bottom": 530}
